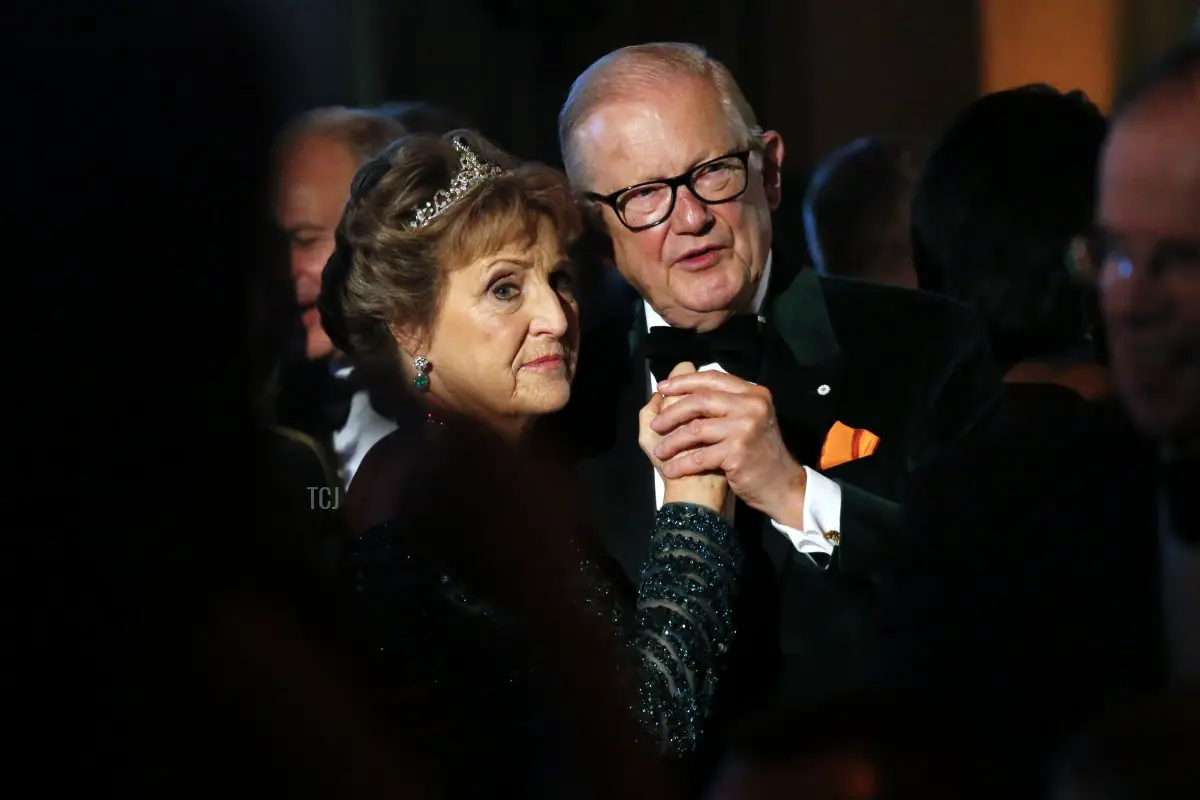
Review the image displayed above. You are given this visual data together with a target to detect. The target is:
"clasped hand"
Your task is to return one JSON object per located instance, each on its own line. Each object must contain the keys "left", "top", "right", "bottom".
{"left": 642, "top": 366, "right": 808, "bottom": 527}
{"left": 638, "top": 363, "right": 731, "bottom": 517}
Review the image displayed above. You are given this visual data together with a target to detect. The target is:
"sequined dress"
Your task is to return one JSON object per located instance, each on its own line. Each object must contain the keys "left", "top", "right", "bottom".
{"left": 347, "top": 497, "right": 742, "bottom": 795}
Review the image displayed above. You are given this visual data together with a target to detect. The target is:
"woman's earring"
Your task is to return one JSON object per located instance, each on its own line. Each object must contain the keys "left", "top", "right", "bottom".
{"left": 413, "top": 356, "right": 430, "bottom": 392}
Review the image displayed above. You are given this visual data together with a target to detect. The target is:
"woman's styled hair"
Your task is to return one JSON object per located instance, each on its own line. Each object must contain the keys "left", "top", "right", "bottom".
{"left": 318, "top": 129, "right": 581, "bottom": 415}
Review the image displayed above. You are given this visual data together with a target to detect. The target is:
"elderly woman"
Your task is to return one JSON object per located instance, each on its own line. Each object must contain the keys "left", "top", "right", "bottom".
{"left": 318, "top": 130, "right": 741, "bottom": 795}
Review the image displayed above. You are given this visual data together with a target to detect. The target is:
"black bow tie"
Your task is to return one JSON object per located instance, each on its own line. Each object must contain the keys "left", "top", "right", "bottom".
{"left": 642, "top": 315, "right": 763, "bottom": 382}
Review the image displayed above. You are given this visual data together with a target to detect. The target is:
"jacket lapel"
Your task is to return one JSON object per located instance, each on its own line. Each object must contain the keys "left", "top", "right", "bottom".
{"left": 761, "top": 268, "right": 845, "bottom": 466}
{"left": 758, "top": 266, "right": 845, "bottom": 573}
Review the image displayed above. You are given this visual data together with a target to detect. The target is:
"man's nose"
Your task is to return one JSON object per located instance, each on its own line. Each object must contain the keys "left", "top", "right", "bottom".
{"left": 670, "top": 186, "right": 712, "bottom": 233}
{"left": 292, "top": 251, "right": 329, "bottom": 293}
{"left": 290, "top": 251, "right": 314, "bottom": 284}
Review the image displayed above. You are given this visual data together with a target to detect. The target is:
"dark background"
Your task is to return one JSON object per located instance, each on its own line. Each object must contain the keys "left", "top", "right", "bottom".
{"left": 256, "top": 0, "right": 1196, "bottom": 176}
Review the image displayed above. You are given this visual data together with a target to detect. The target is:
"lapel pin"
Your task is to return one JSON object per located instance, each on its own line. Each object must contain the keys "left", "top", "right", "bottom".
{"left": 817, "top": 384, "right": 831, "bottom": 396}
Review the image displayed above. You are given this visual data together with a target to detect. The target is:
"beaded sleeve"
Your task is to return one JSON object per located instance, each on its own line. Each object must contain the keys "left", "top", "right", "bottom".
{"left": 631, "top": 502, "right": 742, "bottom": 756}
{"left": 346, "top": 502, "right": 741, "bottom": 762}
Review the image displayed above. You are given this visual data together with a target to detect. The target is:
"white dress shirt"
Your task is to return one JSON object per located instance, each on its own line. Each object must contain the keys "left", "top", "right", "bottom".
{"left": 644, "top": 253, "right": 842, "bottom": 559}
{"left": 331, "top": 367, "right": 398, "bottom": 487}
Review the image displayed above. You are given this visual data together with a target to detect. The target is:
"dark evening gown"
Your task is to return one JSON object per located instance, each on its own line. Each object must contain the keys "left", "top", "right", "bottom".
{"left": 346, "top": 471, "right": 743, "bottom": 797}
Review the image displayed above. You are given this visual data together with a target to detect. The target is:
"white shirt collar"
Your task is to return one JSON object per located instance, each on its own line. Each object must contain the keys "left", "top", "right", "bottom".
{"left": 644, "top": 251, "right": 772, "bottom": 330}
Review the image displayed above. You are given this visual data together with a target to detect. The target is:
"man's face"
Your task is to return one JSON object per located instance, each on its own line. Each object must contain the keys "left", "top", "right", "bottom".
{"left": 1097, "top": 88, "right": 1200, "bottom": 449}
{"left": 573, "top": 79, "right": 783, "bottom": 332}
{"left": 275, "top": 133, "right": 359, "bottom": 359}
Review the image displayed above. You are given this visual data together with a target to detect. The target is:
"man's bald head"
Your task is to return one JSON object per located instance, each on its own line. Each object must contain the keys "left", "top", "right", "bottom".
{"left": 558, "top": 43, "right": 762, "bottom": 190}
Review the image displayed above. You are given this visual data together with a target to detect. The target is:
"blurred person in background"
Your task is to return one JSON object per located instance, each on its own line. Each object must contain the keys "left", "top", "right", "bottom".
{"left": 272, "top": 107, "right": 405, "bottom": 485}
{"left": 802, "top": 136, "right": 925, "bottom": 289}
{"left": 912, "top": 84, "right": 1111, "bottom": 400}
{"left": 1093, "top": 35, "right": 1200, "bottom": 681}
{"left": 883, "top": 39, "right": 1200, "bottom": 795}
{"left": 275, "top": 107, "right": 406, "bottom": 361}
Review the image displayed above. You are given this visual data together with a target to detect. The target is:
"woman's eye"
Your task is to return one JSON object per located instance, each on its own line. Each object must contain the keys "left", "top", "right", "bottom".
{"left": 492, "top": 283, "right": 520, "bottom": 300}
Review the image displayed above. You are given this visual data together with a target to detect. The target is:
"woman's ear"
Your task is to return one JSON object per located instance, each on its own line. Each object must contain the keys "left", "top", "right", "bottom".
{"left": 389, "top": 322, "right": 428, "bottom": 363}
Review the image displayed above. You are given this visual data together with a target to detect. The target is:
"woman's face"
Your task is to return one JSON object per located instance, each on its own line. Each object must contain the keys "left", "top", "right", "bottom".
{"left": 413, "top": 219, "right": 579, "bottom": 435}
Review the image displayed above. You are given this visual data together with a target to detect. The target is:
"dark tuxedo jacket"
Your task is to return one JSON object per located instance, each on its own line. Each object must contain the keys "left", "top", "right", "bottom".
{"left": 565, "top": 251, "right": 1003, "bottom": 710}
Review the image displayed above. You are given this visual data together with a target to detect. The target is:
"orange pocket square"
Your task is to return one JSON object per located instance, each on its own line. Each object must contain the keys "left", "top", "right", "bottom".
{"left": 819, "top": 421, "right": 880, "bottom": 470}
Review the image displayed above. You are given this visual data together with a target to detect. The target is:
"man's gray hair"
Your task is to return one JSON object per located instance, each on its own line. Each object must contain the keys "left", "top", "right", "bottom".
{"left": 277, "top": 106, "right": 407, "bottom": 167}
{"left": 558, "top": 43, "right": 763, "bottom": 189}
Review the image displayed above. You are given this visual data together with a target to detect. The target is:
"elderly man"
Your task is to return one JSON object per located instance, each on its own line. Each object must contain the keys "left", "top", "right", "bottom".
{"left": 273, "top": 107, "right": 405, "bottom": 485}
{"left": 559, "top": 43, "right": 1002, "bottom": 713}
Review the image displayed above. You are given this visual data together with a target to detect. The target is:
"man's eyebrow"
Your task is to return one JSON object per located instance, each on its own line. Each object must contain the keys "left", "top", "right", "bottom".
{"left": 625, "top": 149, "right": 734, "bottom": 187}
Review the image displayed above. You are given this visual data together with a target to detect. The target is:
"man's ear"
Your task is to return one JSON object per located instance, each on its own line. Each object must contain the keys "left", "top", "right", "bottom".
{"left": 759, "top": 130, "right": 785, "bottom": 211}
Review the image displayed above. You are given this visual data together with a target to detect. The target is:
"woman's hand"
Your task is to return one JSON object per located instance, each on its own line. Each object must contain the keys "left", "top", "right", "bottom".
{"left": 638, "top": 362, "right": 731, "bottom": 517}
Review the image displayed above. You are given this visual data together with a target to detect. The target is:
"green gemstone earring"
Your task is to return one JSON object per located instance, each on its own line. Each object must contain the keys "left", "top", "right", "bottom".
{"left": 413, "top": 355, "right": 430, "bottom": 392}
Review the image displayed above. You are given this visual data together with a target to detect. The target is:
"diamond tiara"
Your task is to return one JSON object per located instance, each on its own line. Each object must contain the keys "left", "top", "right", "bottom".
{"left": 407, "top": 136, "right": 509, "bottom": 229}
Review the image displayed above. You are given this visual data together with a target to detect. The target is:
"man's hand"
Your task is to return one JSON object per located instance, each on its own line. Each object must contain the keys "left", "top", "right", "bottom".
{"left": 652, "top": 370, "right": 807, "bottom": 527}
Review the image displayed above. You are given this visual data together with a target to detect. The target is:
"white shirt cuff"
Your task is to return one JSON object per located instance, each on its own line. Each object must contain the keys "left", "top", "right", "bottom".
{"left": 769, "top": 466, "right": 843, "bottom": 556}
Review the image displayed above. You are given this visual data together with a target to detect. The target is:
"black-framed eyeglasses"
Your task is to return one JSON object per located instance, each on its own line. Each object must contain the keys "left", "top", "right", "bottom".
{"left": 582, "top": 150, "right": 752, "bottom": 232}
